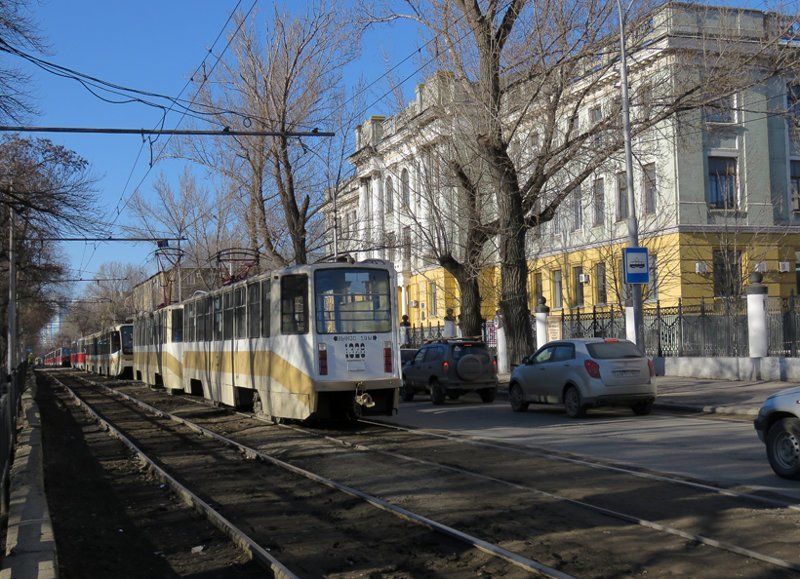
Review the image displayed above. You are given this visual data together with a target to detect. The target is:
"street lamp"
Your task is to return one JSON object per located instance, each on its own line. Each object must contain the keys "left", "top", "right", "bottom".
{"left": 616, "top": 0, "right": 645, "bottom": 351}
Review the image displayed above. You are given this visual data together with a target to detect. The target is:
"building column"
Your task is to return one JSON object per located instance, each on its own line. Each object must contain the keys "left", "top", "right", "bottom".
{"left": 373, "top": 172, "right": 385, "bottom": 258}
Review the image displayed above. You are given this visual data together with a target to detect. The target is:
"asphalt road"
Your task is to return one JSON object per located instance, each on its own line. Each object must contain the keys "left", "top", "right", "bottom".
{"left": 382, "top": 395, "right": 800, "bottom": 503}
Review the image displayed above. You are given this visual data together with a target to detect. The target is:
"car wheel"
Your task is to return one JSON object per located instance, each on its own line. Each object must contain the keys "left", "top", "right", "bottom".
{"left": 509, "top": 383, "right": 529, "bottom": 412}
{"left": 564, "top": 386, "right": 586, "bottom": 418}
{"left": 430, "top": 379, "right": 446, "bottom": 405}
{"left": 400, "top": 380, "right": 414, "bottom": 402}
{"left": 631, "top": 400, "right": 653, "bottom": 416}
{"left": 766, "top": 417, "right": 800, "bottom": 480}
{"left": 479, "top": 387, "right": 496, "bottom": 403}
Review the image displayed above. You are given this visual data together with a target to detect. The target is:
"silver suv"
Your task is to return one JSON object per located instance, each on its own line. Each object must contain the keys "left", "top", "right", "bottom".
{"left": 400, "top": 339, "right": 498, "bottom": 405}
{"left": 754, "top": 386, "right": 800, "bottom": 479}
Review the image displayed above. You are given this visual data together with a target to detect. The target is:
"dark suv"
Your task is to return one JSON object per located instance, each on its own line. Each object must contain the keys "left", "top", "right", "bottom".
{"left": 400, "top": 339, "right": 498, "bottom": 405}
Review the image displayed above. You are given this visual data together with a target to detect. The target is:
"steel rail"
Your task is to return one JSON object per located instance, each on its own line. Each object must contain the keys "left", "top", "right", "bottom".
{"left": 75, "top": 375, "right": 572, "bottom": 579}
{"left": 49, "top": 374, "right": 299, "bottom": 579}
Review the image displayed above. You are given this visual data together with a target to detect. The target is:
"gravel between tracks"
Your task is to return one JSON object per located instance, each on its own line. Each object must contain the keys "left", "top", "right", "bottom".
{"left": 34, "top": 374, "right": 266, "bottom": 579}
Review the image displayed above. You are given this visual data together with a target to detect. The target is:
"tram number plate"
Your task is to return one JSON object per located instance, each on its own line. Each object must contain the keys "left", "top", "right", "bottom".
{"left": 347, "top": 360, "right": 365, "bottom": 371}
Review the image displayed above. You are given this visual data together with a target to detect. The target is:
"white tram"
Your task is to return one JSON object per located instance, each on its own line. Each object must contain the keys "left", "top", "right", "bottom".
{"left": 133, "top": 259, "right": 401, "bottom": 421}
{"left": 85, "top": 323, "right": 134, "bottom": 378}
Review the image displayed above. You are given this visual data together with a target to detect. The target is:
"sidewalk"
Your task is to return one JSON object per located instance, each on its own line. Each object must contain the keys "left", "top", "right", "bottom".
{"left": 496, "top": 373, "right": 798, "bottom": 418}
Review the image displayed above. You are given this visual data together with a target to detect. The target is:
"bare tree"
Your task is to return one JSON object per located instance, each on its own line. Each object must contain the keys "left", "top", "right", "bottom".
{"left": 175, "top": 3, "right": 361, "bottom": 267}
{"left": 364, "top": 0, "right": 800, "bottom": 363}
{"left": 0, "top": 0, "right": 45, "bottom": 122}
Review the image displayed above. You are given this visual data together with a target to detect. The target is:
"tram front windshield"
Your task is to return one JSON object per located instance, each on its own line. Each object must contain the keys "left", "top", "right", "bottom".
{"left": 121, "top": 325, "right": 133, "bottom": 355}
{"left": 315, "top": 268, "right": 392, "bottom": 334}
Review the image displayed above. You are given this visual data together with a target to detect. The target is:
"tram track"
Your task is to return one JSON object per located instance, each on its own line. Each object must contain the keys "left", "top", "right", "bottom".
{"left": 45, "top": 370, "right": 800, "bottom": 577}
{"left": 44, "top": 370, "right": 563, "bottom": 578}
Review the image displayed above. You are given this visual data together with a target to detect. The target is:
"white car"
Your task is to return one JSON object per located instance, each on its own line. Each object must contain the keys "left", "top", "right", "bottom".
{"left": 508, "top": 338, "right": 656, "bottom": 418}
{"left": 754, "top": 387, "right": 800, "bottom": 479}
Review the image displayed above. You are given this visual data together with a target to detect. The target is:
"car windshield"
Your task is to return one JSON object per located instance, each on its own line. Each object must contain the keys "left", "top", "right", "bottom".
{"left": 586, "top": 341, "right": 643, "bottom": 359}
{"left": 452, "top": 343, "right": 486, "bottom": 359}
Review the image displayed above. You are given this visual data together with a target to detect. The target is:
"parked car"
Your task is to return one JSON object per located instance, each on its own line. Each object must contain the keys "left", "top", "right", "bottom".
{"left": 754, "top": 387, "right": 800, "bottom": 479}
{"left": 508, "top": 338, "right": 656, "bottom": 418}
{"left": 400, "top": 339, "right": 497, "bottom": 404}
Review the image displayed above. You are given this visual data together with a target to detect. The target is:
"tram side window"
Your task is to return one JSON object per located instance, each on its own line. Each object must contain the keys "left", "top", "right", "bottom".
{"left": 247, "top": 283, "right": 260, "bottom": 338}
{"left": 262, "top": 280, "right": 271, "bottom": 337}
{"left": 281, "top": 275, "right": 308, "bottom": 334}
{"left": 234, "top": 287, "right": 246, "bottom": 339}
{"left": 171, "top": 309, "right": 183, "bottom": 343}
{"left": 204, "top": 297, "right": 214, "bottom": 342}
{"left": 111, "top": 331, "right": 121, "bottom": 353}
{"left": 185, "top": 303, "right": 195, "bottom": 342}
{"left": 214, "top": 295, "right": 224, "bottom": 341}
{"left": 223, "top": 291, "right": 234, "bottom": 340}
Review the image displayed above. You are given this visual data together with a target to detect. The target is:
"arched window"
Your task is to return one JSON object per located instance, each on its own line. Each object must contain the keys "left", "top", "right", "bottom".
{"left": 401, "top": 168, "right": 410, "bottom": 207}
{"left": 385, "top": 177, "right": 394, "bottom": 214}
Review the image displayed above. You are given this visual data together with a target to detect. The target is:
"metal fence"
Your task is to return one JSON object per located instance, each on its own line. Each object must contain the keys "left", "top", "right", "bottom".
{"left": 1, "top": 362, "right": 28, "bottom": 516}
{"left": 399, "top": 294, "right": 800, "bottom": 359}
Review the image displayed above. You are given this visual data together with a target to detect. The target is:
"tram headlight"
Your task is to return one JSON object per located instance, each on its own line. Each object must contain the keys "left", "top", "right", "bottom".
{"left": 318, "top": 343, "right": 328, "bottom": 375}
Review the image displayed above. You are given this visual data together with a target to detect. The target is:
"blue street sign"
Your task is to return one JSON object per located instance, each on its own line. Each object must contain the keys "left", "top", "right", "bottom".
{"left": 623, "top": 247, "right": 650, "bottom": 285}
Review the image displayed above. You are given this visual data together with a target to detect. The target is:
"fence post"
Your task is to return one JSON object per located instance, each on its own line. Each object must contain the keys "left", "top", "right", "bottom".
{"left": 656, "top": 300, "right": 662, "bottom": 358}
{"left": 535, "top": 297, "right": 550, "bottom": 349}
{"left": 792, "top": 292, "right": 798, "bottom": 358}
{"left": 700, "top": 297, "right": 707, "bottom": 356}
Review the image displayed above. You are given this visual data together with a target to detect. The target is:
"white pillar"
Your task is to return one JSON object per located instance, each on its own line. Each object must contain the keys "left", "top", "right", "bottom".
{"left": 535, "top": 296, "right": 550, "bottom": 350}
{"left": 747, "top": 272, "right": 769, "bottom": 358}
{"left": 373, "top": 173, "right": 385, "bottom": 257}
{"left": 443, "top": 308, "right": 456, "bottom": 338}
{"left": 495, "top": 312, "right": 509, "bottom": 374}
{"left": 625, "top": 304, "right": 636, "bottom": 343}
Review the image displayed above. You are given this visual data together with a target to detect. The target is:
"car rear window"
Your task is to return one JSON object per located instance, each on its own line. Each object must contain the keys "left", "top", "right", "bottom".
{"left": 586, "top": 341, "right": 643, "bottom": 359}
{"left": 451, "top": 343, "right": 488, "bottom": 359}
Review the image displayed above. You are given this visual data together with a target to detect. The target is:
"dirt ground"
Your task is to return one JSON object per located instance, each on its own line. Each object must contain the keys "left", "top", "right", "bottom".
{"left": 33, "top": 375, "right": 265, "bottom": 579}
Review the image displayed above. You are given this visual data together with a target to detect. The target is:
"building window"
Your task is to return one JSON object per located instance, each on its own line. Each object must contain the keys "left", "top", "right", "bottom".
{"left": 552, "top": 270, "right": 563, "bottom": 309}
{"left": 571, "top": 185, "right": 583, "bottom": 231}
{"left": 589, "top": 105, "right": 602, "bottom": 145}
{"left": 791, "top": 160, "right": 800, "bottom": 212}
{"left": 385, "top": 177, "right": 394, "bottom": 214}
{"left": 705, "top": 93, "right": 737, "bottom": 124}
{"left": 402, "top": 226, "right": 411, "bottom": 264}
{"left": 637, "top": 83, "right": 653, "bottom": 121}
{"left": 429, "top": 282, "right": 438, "bottom": 318}
{"left": 552, "top": 206, "right": 561, "bottom": 235}
{"left": 386, "top": 231, "right": 396, "bottom": 264}
{"left": 401, "top": 168, "right": 410, "bottom": 207}
{"left": 572, "top": 266, "right": 585, "bottom": 308}
{"left": 708, "top": 156, "right": 738, "bottom": 210}
{"left": 644, "top": 254, "right": 658, "bottom": 301}
{"left": 616, "top": 171, "right": 628, "bottom": 221}
{"left": 593, "top": 177, "right": 605, "bottom": 226}
{"left": 713, "top": 250, "right": 742, "bottom": 297}
{"left": 643, "top": 163, "right": 657, "bottom": 214}
{"left": 595, "top": 263, "right": 607, "bottom": 305}
{"left": 787, "top": 83, "right": 800, "bottom": 127}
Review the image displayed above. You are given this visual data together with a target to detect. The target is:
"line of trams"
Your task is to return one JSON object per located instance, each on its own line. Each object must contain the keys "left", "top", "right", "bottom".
{"left": 40, "top": 259, "right": 402, "bottom": 421}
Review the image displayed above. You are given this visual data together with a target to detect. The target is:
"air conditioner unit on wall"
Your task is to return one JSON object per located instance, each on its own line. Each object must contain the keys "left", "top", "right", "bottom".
{"left": 779, "top": 261, "right": 792, "bottom": 273}
{"left": 754, "top": 261, "right": 767, "bottom": 273}
{"left": 409, "top": 300, "right": 419, "bottom": 308}
{"left": 578, "top": 273, "right": 590, "bottom": 284}
{"left": 695, "top": 261, "right": 708, "bottom": 274}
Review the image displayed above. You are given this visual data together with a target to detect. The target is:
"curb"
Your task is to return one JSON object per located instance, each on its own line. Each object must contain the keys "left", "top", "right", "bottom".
{"left": 1, "top": 388, "right": 58, "bottom": 579}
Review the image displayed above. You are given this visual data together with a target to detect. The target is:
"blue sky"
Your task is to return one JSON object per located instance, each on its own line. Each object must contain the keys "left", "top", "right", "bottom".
{"left": 14, "top": 1, "right": 421, "bottom": 287}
